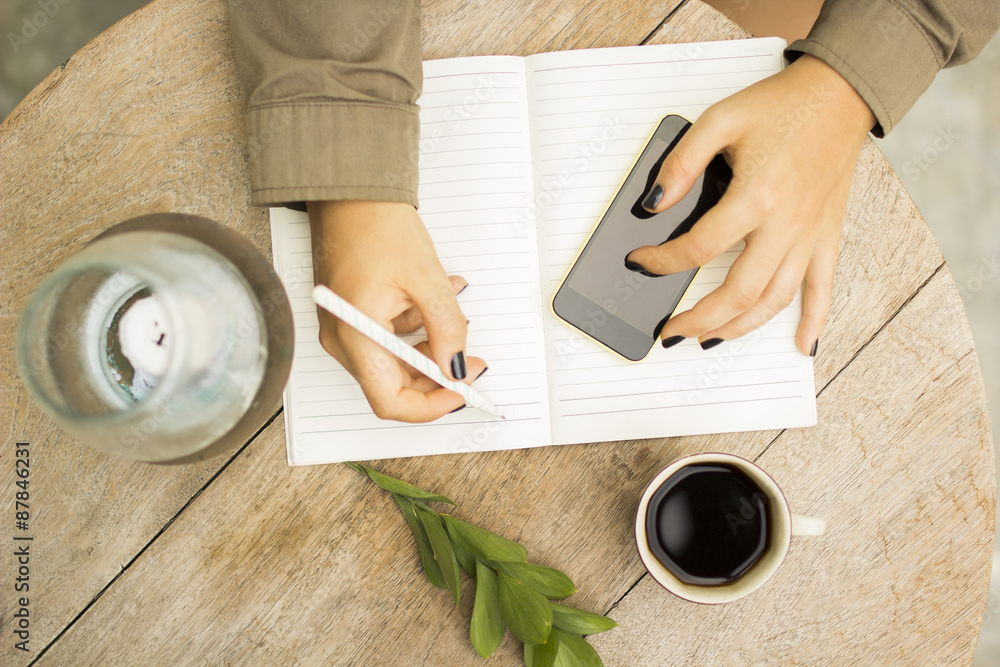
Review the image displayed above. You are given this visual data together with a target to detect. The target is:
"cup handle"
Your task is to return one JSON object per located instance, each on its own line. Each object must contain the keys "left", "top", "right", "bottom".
{"left": 791, "top": 514, "right": 825, "bottom": 536}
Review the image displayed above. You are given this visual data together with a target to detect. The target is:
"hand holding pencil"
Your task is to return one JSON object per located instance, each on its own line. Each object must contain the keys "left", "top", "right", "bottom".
{"left": 307, "top": 200, "right": 492, "bottom": 423}
{"left": 313, "top": 285, "right": 504, "bottom": 420}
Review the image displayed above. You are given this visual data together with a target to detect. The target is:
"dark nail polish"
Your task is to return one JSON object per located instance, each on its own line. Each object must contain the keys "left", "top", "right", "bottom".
{"left": 661, "top": 335, "right": 685, "bottom": 349}
{"left": 450, "top": 351, "right": 467, "bottom": 380}
{"left": 700, "top": 338, "right": 724, "bottom": 350}
{"left": 624, "top": 259, "right": 663, "bottom": 278}
{"left": 449, "top": 404, "right": 466, "bottom": 414}
{"left": 642, "top": 183, "right": 664, "bottom": 210}
{"left": 810, "top": 339, "right": 819, "bottom": 357}
{"left": 475, "top": 366, "right": 489, "bottom": 380}
{"left": 458, "top": 283, "right": 468, "bottom": 295}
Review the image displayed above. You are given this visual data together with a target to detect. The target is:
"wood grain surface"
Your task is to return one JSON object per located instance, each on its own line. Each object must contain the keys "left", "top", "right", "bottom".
{"left": 421, "top": 0, "right": 684, "bottom": 59}
{"left": 0, "top": 1, "right": 268, "bottom": 663}
{"left": 0, "top": 0, "right": 992, "bottom": 665}
{"left": 591, "top": 267, "right": 994, "bottom": 665}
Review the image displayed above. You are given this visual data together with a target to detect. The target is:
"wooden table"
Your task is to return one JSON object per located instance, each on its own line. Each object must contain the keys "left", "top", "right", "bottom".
{"left": 1, "top": 1, "right": 994, "bottom": 664}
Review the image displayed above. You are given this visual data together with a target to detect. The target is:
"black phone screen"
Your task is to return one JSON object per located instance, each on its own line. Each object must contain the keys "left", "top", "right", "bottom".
{"left": 553, "top": 115, "right": 731, "bottom": 360}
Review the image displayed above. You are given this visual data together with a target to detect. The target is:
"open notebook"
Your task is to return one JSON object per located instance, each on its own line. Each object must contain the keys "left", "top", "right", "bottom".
{"left": 270, "top": 38, "right": 817, "bottom": 466}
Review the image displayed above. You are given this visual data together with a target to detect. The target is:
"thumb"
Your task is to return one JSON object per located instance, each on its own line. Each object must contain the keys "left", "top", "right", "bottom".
{"left": 411, "top": 276, "right": 469, "bottom": 381}
{"left": 642, "top": 111, "right": 732, "bottom": 214}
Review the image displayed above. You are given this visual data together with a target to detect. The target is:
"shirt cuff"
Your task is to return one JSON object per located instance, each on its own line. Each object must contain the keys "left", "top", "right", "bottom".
{"left": 246, "top": 100, "right": 420, "bottom": 208}
{"left": 786, "top": 0, "right": 942, "bottom": 137}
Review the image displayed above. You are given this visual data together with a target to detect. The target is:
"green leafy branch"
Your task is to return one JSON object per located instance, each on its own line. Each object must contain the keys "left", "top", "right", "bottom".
{"left": 347, "top": 462, "right": 617, "bottom": 666}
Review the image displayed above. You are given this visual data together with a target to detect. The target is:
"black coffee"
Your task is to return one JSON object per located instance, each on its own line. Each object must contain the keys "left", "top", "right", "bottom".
{"left": 645, "top": 463, "right": 770, "bottom": 586}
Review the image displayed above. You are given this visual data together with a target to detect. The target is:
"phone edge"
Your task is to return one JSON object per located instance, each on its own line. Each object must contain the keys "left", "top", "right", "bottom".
{"left": 549, "top": 113, "right": 694, "bottom": 364}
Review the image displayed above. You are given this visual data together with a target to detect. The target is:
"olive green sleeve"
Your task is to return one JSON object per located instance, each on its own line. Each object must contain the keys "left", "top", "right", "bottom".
{"left": 786, "top": 0, "right": 1000, "bottom": 137}
{"left": 228, "top": 0, "right": 422, "bottom": 207}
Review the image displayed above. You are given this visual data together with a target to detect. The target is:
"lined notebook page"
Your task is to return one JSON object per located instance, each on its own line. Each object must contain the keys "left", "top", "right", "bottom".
{"left": 524, "top": 39, "right": 818, "bottom": 445}
{"left": 272, "top": 56, "right": 552, "bottom": 465}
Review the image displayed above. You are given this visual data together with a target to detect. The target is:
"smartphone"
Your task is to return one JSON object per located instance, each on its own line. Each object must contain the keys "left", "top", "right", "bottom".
{"left": 552, "top": 114, "right": 732, "bottom": 361}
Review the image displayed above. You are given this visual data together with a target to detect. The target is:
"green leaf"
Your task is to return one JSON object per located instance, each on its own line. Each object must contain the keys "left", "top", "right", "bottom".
{"left": 553, "top": 630, "right": 602, "bottom": 667}
{"left": 416, "top": 505, "right": 462, "bottom": 606}
{"left": 454, "top": 540, "right": 478, "bottom": 579}
{"left": 361, "top": 465, "right": 456, "bottom": 504}
{"left": 550, "top": 603, "right": 618, "bottom": 635}
{"left": 497, "top": 561, "right": 577, "bottom": 599}
{"left": 470, "top": 559, "right": 505, "bottom": 658}
{"left": 524, "top": 628, "right": 559, "bottom": 667}
{"left": 498, "top": 572, "right": 553, "bottom": 645}
{"left": 344, "top": 461, "right": 366, "bottom": 475}
{"left": 441, "top": 514, "right": 528, "bottom": 563}
{"left": 393, "top": 494, "right": 446, "bottom": 588}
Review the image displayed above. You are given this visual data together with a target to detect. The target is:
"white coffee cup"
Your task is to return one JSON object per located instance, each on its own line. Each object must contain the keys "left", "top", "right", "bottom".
{"left": 635, "top": 452, "right": 825, "bottom": 604}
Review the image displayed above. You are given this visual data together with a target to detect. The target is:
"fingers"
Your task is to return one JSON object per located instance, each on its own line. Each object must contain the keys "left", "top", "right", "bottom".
{"left": 410, "top": 341, "right": 488, "bottom": 394}
{"left": 626, "top": 196, "right": 749, "bottom": 275}
{"left": 655, "top": 219, "right": 839, "bottom": 356}
{"left": 319, "top": 296, "right": 485, "bottom": 423}
{"left": 392, "top": 275, "right": 468, "bottom": 334}
{"left": 641, "top": 108, "right": 733, "bottom": 214}
{"left": 373, "top": 355, "right": 486, "bottom": 421}
{"left": 336, "top": 337, "right": 485, "bottom": 423}
{"left": 318, "top": 315, "right": 429, "bottom": 419}
{"left": 367, "top": 384, "right": 465, "bottom": 423}
{"left": 694, "top": 242, "right": 811, "bottom": 345}
{"left": 630, "top": 109, "right": 741, "bottom": 277}
{"left": 656, "top": 227, "right": 792, "bottom": 342}
{"left": 362, "top": 344, "right": 487, "bottom": 423}
{"left": 795, "top": 220, "right": 840, "bottom": 357}
{"left": 411, "top": 271, "right": 469, "bottom": 381}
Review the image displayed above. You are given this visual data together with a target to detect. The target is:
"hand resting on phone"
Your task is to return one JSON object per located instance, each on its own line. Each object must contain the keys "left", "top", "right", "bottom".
{"left": 625, "top": 54, "right": 876, "bottom": 356}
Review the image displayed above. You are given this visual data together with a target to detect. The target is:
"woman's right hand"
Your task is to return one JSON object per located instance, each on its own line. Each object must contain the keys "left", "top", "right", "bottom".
{"left": 626, "top": 54, "right": 875, "bottom": 356}
{"left": 307, "top": 200, "right": 487, "bottom": 422}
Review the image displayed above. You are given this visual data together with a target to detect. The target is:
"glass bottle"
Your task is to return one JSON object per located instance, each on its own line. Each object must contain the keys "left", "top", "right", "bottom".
{"left": 17, "top": 213, "right": 293, "bottom": 463}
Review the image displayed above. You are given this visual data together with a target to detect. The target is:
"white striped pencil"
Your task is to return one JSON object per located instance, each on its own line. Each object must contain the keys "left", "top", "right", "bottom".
{"left": 312, "top": 285, "right": 505, "bottom": 420}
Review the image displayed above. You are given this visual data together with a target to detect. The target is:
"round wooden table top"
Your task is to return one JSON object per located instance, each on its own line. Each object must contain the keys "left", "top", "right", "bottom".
{"left": 0, "top": 1, "right": 994, "bottom": 664}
